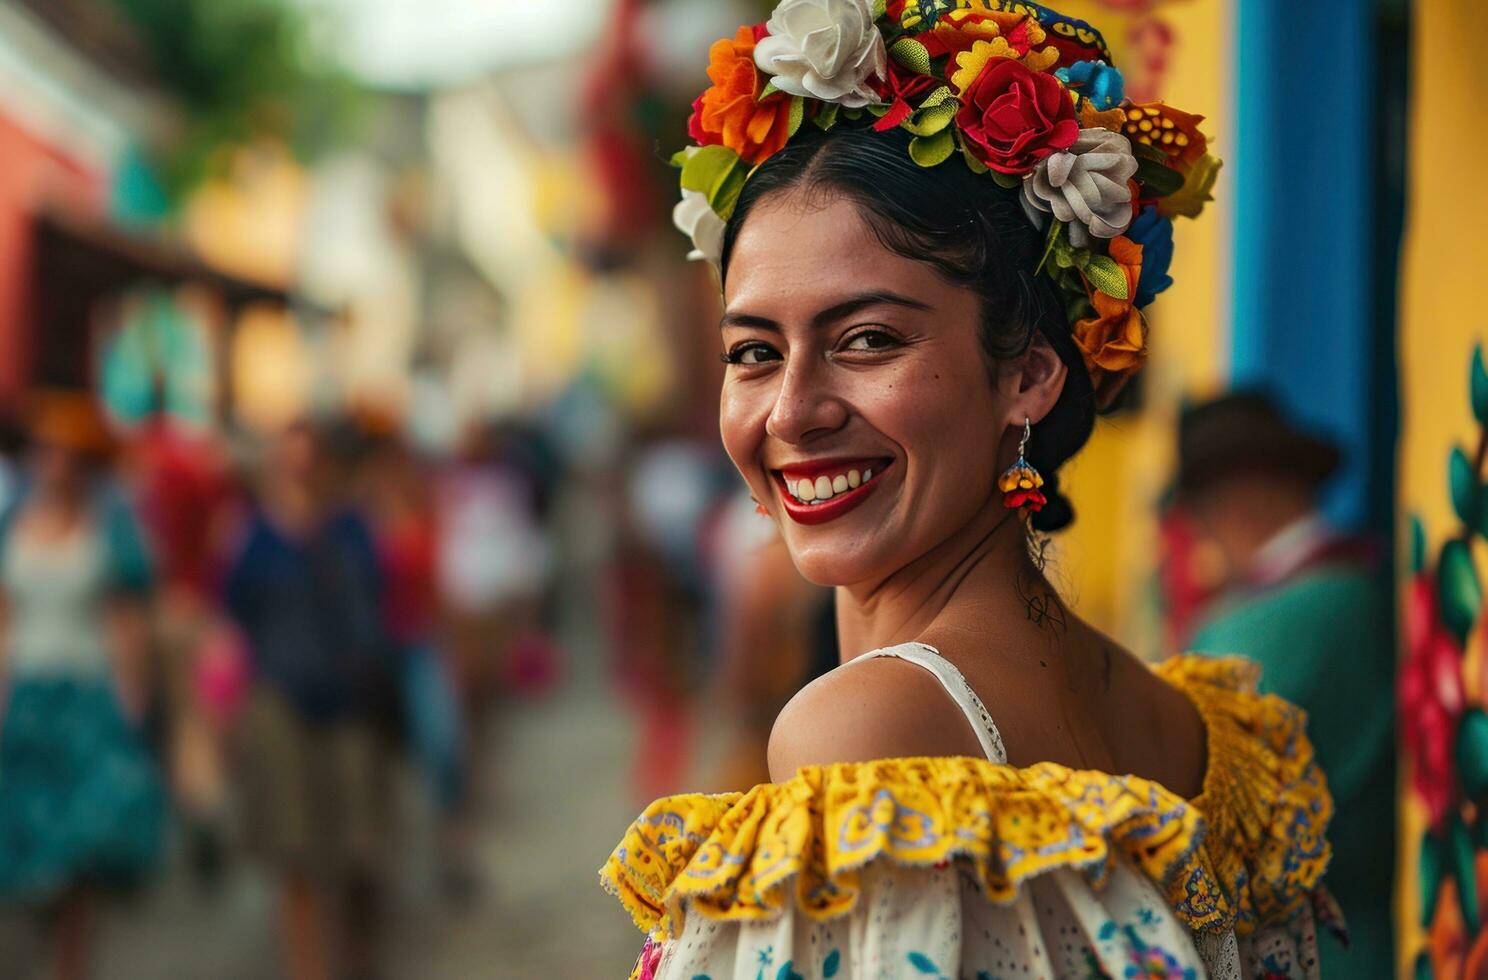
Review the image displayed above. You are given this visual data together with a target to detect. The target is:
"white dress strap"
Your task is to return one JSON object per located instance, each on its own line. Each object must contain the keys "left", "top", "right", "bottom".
{"left": 856, "top": 642, "right": 1007, "bottom": 764}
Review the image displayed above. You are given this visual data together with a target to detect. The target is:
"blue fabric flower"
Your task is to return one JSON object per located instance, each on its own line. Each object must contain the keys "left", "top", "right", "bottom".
{"left": 1056, "top": 60, "right": 1125, "bottom": 111}
{"left": 1127, "top": 205, "right": 1175, "bottom": 308}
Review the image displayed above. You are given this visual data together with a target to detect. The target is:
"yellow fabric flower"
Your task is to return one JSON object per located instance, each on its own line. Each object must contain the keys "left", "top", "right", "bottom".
{"left": 1159, "top": 152, "right": 1222, "bottom": 219}
{"left": 950, "top": 35, "right": 1059, "bottom": 93}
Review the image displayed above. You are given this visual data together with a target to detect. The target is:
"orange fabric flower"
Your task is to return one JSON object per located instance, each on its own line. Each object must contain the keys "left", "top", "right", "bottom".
{"left": 688, "top": 26, "right": 794, "bottom": 165}
{"left": 1073, "top": 235, "right": 1146, "bottom": 406}
{"left": 1122, "top": 102, "right": 1207, "bottom": 169}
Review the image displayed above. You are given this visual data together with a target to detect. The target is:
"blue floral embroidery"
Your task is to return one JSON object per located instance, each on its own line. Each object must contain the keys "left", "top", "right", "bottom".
{"left": 1121, "top": 926, "right": 1196, "bottom": 980}
{"left": 907, "top": 951, "right": 945, "bottom": 976}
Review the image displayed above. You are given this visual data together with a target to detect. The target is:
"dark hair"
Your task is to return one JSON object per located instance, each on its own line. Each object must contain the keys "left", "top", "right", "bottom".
{"left": 719, "top": 124, "right": 1095, "bottom": 532}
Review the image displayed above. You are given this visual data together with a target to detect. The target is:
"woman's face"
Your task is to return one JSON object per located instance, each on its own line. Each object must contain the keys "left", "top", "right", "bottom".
{"left": 720, "top": 192, "right": 1017, "bottom": 587}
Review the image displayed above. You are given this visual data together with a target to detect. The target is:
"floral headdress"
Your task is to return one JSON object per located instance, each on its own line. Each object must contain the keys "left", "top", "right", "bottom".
{"left": 672, "top": 0, "right": 1220, "bottom": 406}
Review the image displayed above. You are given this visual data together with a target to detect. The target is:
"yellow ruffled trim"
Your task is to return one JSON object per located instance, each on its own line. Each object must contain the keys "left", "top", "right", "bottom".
{"left": 1154, "top": 655, "right": 1334, "bottom": 933}
{"left": 600, "top": 654, "right": 1332, "bottom": 941}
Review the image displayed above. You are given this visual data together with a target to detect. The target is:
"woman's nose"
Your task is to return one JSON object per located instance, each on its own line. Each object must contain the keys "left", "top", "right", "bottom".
{"left": 765, "top": 358, "right": 848, "bottom": 444}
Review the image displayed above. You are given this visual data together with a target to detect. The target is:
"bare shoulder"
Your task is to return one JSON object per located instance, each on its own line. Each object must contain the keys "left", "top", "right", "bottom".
{"left": 767, "top": 653, "right": 987, "bottom": 782}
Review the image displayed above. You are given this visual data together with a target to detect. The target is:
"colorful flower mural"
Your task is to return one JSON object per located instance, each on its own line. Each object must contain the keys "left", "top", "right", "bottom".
{"left": 1403, "top": 345, "right": 1488, "bottom": 978}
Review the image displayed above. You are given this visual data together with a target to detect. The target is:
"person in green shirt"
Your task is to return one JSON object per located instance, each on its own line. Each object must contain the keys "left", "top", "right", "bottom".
{"left": 1165, "top": 392, "right": 1395, "bottom": 977}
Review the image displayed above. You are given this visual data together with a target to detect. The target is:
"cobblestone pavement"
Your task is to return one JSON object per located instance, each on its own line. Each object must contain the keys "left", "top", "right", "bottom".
{"left": 0, "top": 650, "right": 645, "bottom": 980}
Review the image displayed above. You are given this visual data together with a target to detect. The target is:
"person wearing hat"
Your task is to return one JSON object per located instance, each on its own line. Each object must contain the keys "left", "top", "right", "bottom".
{"left": 1164, "top": 389, "right": 1395, "bottom": 977}
{"left": 0, "top": 389, "right": 163, "bottom": 980}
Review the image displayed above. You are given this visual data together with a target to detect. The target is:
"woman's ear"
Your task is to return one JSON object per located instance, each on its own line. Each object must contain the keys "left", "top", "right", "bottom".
{"left": 997, "top": 332, "right": 1068, "bottom": 426}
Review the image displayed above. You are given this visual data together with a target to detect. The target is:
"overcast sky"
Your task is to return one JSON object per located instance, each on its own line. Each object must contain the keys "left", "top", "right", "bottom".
{"left": 291, "top": 0, "right": 615, "bottom": 90}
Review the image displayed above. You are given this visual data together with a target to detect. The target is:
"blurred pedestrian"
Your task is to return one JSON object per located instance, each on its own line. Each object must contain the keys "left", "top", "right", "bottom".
{"left": 436, "top": 421, "right": 556, "bottom": 772}
{"left": 1165, "top": 390, "right": 1394, "bottom": 977}
{"left": 119, "top": 388, "right": 238, "bottom": 887}
{"left": 354, "top": 418, "right": 475, "bottom": 902}
{"left": 0, "top": 390, "right": 164, "bottom": 980}
{"left": 222, "top": 420, "right": 394, "bottom": 980}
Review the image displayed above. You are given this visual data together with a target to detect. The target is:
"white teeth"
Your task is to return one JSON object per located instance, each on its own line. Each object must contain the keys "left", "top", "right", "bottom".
{"left": 784, "top": 465, "right": 884, "bottom": 505}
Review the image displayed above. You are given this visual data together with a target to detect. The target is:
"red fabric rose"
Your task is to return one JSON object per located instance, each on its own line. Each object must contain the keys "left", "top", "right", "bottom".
{"left": 870, "top": 61, "right": 939, "bottom": 132}
{"left": 955, "top": 58, "right": 1078, "bottom": 175}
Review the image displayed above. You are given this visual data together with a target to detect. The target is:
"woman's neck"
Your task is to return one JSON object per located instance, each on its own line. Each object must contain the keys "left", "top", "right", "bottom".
{"left": 834, "top": 502, "right": 1044, "bottom": 659}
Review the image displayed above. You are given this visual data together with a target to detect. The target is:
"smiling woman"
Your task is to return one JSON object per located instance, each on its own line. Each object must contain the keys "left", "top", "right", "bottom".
{"left": 601, "top": 3, "right": 1340, "bottom": 978}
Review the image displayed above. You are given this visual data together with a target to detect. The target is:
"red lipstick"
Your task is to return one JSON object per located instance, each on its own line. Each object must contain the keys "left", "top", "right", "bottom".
{"left": 772, "top": 459, "right": 891, "bottom": 526}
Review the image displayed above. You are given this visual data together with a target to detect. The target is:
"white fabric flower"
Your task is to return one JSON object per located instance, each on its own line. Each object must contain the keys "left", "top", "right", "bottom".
{"left": 1021, "top": 128, "right": 1139, "bottom": 248}
{"left": 754, "top": 0, "right": 887, "bottom": 108}
{"left": 673, "top": 189, "right": 726, "bottom": 270}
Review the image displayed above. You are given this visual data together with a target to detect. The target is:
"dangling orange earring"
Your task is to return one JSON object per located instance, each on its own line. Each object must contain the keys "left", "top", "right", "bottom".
{"left": 751, "top": 496, "right": 768, "bottom": 516}
{"left": 999, "top": 418, "right": 1047, "bottom": 513}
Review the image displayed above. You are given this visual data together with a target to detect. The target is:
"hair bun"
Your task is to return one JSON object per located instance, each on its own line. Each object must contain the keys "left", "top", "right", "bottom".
{"left": 1029, "top": 468, "right": 1074, "bottom": 533}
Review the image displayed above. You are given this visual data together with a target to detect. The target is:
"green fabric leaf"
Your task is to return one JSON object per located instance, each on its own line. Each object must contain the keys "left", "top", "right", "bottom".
{"left": 759, "top": 80, "right": 780, "bottom": 102}
{"left": 814, "top": 102, "right": 840, "bottom": 131}
{"left": 889, "top": 37, "right": 933, "bottom": 75}
{"left": 1439, "top": 538, "right": 1482, "bottom": 643}
{"left": 1084, "top": 253, "right": 1129, "bottom": 300}
{"left": 1419, "top": 829, "right": 1445, "bottom": 928}
{"left": 1458, "top": 709, "right": 1488, "bottom": 801}
{"left": 1135, "top": 157, "right": 1184, "bottom": 198}
{"left": 678, "top": 145, "right": 748, "bottom": 219}
{"left": 960, "top": 141, "right": 988, "bottom": 174}
{"left": 787, "top": 96, "right": 806, "bottom": 137}
{"left": 1473, "top": 344, "right": 1488, "bottom": 425}
{"left": 867, "top": 103, "right": 890, "bottom": 118}
{"left": 1451, "top": 446, "right": 1479, "bottom": 528}
{"left": 1411, "top": 514, "right": 1427, "bottom": 574}
{"left": 871, "top": 0, "right": 887, "bottom": 19}
{"left": 822, "top": 951, "right": 841, "bottom": 978}
{"left": 901, "top": 97, "right": 957, "bottom": 137}
{"left": 1132, "top": 140, "right": 1170, "bottom": 164}
{"left": 1453, "top": 812, "right": 1481, "bottom": 932}
{"left": 920, "top": 85, "right": 955, "bottom": 110}
{"left": 678, "top": 145, "right": 740, "bottom": 195}
{"left": 669, "top": 147, "right": 693, "bottom": 169}
{"left": 908, "top": 129, "right": 955, "bottom": 167}
{"left": 989, "top": 170, "right": 1021, "bottom": 189}
{"left": 712, "top": 166, "right": 748, "bottom": 221}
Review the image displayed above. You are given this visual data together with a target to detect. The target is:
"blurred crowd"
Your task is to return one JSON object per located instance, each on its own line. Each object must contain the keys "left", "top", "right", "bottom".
{"left": 0, "top": 381, "right": 831, "bottom": 980}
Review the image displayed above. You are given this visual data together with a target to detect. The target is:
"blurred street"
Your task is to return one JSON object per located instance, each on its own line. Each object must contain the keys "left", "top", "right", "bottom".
{"left": 0, "top": 634, "right": 642, "bottom": 979}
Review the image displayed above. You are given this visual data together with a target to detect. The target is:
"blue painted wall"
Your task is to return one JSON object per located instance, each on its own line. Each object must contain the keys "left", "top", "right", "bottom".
{"left": 1230, "top": 0, "right": 1383, "bottom": 529}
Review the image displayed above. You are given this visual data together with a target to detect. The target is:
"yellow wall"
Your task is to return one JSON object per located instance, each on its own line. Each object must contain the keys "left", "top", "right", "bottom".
{"left": 1396, "top": 0, "right": 1488, "bottom": 973}
{"left": 1055, "top": 0, "right": 1232, "bottom": 650}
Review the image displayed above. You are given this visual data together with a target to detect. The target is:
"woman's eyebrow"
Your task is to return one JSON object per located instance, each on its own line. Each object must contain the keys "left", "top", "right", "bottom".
{"left": 720, "top": 290, "right": 933, "bottom": 331}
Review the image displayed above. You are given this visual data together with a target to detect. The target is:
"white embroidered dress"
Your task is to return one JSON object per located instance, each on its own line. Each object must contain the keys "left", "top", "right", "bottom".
{"left": 603, "top": 647, "right": 1336, "bottom": 980}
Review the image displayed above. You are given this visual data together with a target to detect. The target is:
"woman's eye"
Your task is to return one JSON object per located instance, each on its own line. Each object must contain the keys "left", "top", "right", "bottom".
{"left": 723, "top": 343, "right": 781, "bottom": 365}
{"left": 842, "top": 330, "right": 899, "bottom": 352}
